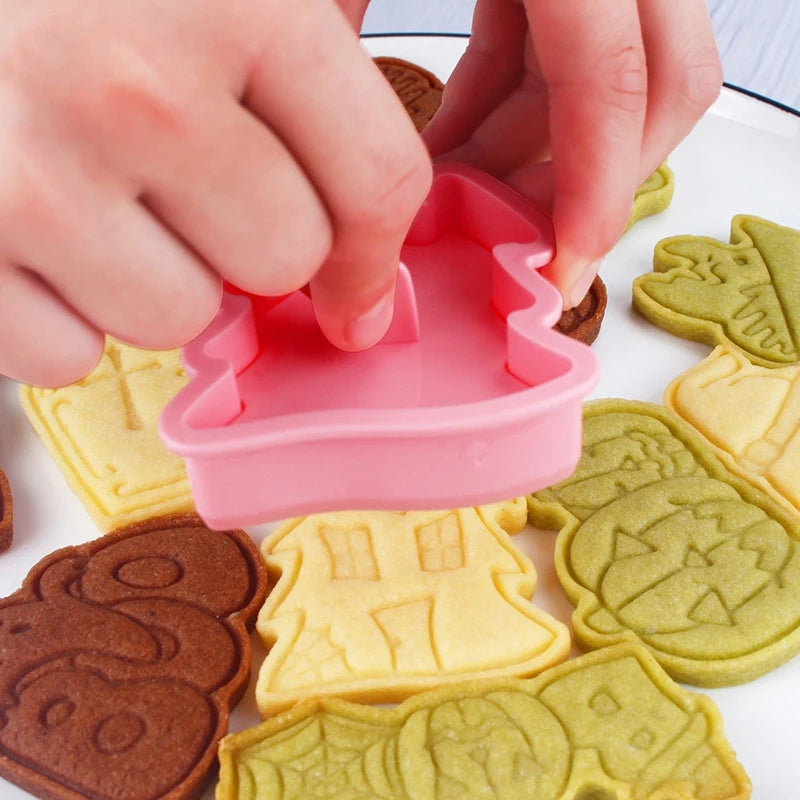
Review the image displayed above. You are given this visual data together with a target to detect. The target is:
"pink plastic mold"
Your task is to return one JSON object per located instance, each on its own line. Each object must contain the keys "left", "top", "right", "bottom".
{"left": 159, "top": 163, "right": 599, "bottom": 528}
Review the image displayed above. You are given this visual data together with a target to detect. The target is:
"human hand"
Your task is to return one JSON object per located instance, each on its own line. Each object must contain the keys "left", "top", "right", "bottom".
{"left": 423, "top": 0, "right": 723, "bottom": 308}
{"left": 0, "top": 0, "right": 430, "bottom": 386}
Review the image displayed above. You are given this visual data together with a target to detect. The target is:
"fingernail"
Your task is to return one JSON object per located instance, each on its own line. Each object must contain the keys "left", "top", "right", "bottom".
{"left": 344, "top": 290, "right": 395, "bottom": 351}
{"left": 567, "top": 258, "right": 603, "bottom": 309}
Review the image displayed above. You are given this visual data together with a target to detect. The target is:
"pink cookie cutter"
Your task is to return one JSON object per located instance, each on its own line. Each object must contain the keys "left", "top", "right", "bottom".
{"left": 160, "top": 163, "right": 599, "bottom": 528}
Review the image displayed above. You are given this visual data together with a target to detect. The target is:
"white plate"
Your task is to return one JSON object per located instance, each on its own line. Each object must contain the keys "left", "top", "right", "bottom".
{"left": 1, "top": 34, "right": 799, "bottom": 800}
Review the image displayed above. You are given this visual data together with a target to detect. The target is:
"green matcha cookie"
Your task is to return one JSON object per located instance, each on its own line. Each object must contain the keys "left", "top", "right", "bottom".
{"left": 529, "top": 398, "right": 800, "bottom": 687}
{"left": 633, "top": 215, "right": 800, "bottom": 367}
{"left": 217, "top": 643, "right": 750, "bottom": 800}
{"left": 627, "top": 162, "right": 675, "bottom": 230}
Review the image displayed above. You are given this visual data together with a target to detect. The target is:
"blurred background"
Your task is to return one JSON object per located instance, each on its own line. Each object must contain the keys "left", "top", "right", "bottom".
{"left": 363, "top": 0, "right": 800, "bottom": 110}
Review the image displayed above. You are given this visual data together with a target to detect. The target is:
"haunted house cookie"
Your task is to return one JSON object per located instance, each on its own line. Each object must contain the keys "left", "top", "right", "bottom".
{"left": 666, "top": 345, "right": 800, "bottom": 517}
{"left": 255, "top": 499, "right": 570, "bottom": 715}
{"left": 20, "top": 338, "right": 194, "bottom": 531}
{"left": 0, "top": 513, "right": 267, "bottom": 800}
{"left": 633, "top": 215, "right": 800, "bottom": 367}
{"left": 529, "top": 399, "right": 800, "bottom": 687}
{"left": 219, "top": 643, "right": 750, "bottom": 800}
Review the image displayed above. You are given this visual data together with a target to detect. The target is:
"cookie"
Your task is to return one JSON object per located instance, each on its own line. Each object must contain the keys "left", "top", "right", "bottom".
{"left": 0, "top": 513, "right": 267, "bottom": 800}
{"left": 665, "top": 344, "right": 800, "bottom": 517}
{"left": 633, "top": 214, "right": 800, "bottom": 367}
{"left": 0, "top": 470, "right": 12, "bottom": 553}
{"left": 627, "top": 161, "right": 675, "bottom": 229}
{"left": 375, "top": 55, "right": 444, "bottom": 131}
{"left": 254, "top": 499, "right": 570, "bottom": 715}
{"left": 528, "top": 398, "right": 800, "bottom": 687}
{"left": 555, "top": 274, "right": 607, "bottom": 344}
{"left": 218, "top": 642, "right": 751, "bottom": 800}
{"left": 20, "top": 337, "right": 194, "bottom": 531}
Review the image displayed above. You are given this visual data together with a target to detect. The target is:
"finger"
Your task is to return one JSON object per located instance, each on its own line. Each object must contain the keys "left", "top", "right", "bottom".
{"left": 0, "top": 264, "right": 103, "bottom": 387}
{"left": 637, "top": 0, "right": 722, "bottom": 181}
{"left": 244, "top": 1, "right": 432, "bottom": 350}
{"left": 521, "top": 0, "right": 648, "bottom": 308}
{"left": 0, "top": 154, "right": 222, "bottom": 350}
{"left": 337, "top": 0, "right": 371, "bottom": 30}
{"left": 423, "top": 0, "right": 530, "bottom": 158}
{"left": 133, "top": 93, "right": 335, "bottom": 298}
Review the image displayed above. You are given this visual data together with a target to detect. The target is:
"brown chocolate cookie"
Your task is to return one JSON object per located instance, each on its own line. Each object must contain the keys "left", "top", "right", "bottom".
{"left": 0, "top": 470, "right": 11, "bottom": 553}
{"left": 0, "top": 513, "right": 267, "bottom": 800}
{"left": 374, "top": 56, "right": 444, "bottom": 131}
{"left": 555, "top": 274, "right": 607, "bottom": 345}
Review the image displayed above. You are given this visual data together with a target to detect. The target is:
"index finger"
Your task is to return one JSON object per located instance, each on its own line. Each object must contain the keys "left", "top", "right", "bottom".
{"left": 243, "top": 2, "right": 432, "bottom": 350}
{"left": 520, "top": 0, "right": 647, "bottom": 306}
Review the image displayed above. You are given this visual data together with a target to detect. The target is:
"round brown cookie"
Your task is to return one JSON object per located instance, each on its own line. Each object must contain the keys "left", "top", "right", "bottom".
{"left": 555, "top": 274, "right": 607, "bottom": 345}
{"left": 374, "top": 56, "right": 444, "bottom": 131}
{"left": 0, "top": 470, "right": 11, "bottom": 553}
{"left": 0, "top": 513, "right": 268, "bottom": 800}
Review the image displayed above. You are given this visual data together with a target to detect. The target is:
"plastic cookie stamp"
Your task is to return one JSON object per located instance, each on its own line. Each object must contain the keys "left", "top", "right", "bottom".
{"left": 160, "top": 163, "right": 599, "bottom": 528}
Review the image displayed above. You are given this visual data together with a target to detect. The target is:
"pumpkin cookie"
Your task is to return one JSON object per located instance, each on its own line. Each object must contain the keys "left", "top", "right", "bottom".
{"left": 666, "top": 344, "right": 800, "bottom": 518}
{"left": 0, "top": 513, "right": 267, "bottom": 800}
{"left": 529, "top": 398, "right": 800, "bottom": 687}
{"left": 255, "top": 499, "right": 570, "bottom": 715}
{"left": 633, "top": 214, "right": 800, "bottom": 367}
{"left": 219, "top": 643, "right": 750, "bottom": 800}
{"left": 20, "top": 338, "right": 194, "bottom": 531}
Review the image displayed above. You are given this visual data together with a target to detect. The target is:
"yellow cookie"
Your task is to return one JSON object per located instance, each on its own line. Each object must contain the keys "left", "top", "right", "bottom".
{"left": 219, "top": 643, "right": 750, "bottom": 800}
{"left": 666, "top": 344, "right": 800, "bottom": 518}
{"left": 254, "top": 499, "right": 570, "bottom": 715}
{"left": 529, "top": 398, "right": 800, "bottom": 687}
{"left": 20, "top": 338, "right": 194, "bottom": 531}
{"left": 633, "top": 214, "right": 800, "bottom": 366}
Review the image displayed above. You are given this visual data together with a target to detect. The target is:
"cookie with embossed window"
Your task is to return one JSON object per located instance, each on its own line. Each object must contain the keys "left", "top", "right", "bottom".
{"left": 255, "top": 498, "right": 570, "bottom": 715}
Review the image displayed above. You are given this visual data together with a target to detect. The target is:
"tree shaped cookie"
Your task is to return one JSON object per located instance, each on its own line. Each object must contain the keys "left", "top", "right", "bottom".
{"left": 219, "top": 643, "right": 750, "bottom": 800}
{"left": 255, "top": 499, "right": 570, "bottom": 715}
{"left": 528, "top": 399, "right": 800, "bottom": 687}
{"left": 20, "top": 338, "right": 194, "bottom": 531}
{"left": 633, "top": 215, "right": 800, "bottom": 367}
{"left": 666, "top": 344, "right": 800, "bottom": 518}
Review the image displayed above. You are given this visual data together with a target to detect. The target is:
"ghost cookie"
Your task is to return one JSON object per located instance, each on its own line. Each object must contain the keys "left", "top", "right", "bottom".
{"left": 633, "top": 214, "right": 800, "bottom": 367}
{"left": 255, "top": 499, "right": 570, "bottom": 715}
{"left": 219, "top": 643, "right": 750, "bottom": 800}
{"left": 0, "top": 513, "right": 267, "bottom": 800}
{"left": 529, "top": 398, "right": 800, "bottom": 687}
{"left": 665, "top": 344, "right": 800, "bottom": 518}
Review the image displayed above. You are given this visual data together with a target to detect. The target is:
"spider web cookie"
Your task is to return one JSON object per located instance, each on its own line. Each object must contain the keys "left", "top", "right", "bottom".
{"left": 219, "top": 643, "right": 750, "bottom": 800}
{"left": 255, "top": 499, "right": 570, "bottom": 715}
{"left": 529, "top": 398, "right": 800, "bottom": 687}
{"left": 20, "top": 338, "right": 194, "bottom": 531}
{"left": 633, "top": 214, "right": 800, "bottom": 367}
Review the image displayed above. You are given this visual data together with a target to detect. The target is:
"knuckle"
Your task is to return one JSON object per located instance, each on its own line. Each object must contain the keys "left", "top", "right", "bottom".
{"left": 595, "top": 44, "right": 649, "bottom": 114}
{"left": 340, "top": 146, "right": 433, "bottom": 234}
{"left": 680, "top": 51, "right": 724, "bottom": 113}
